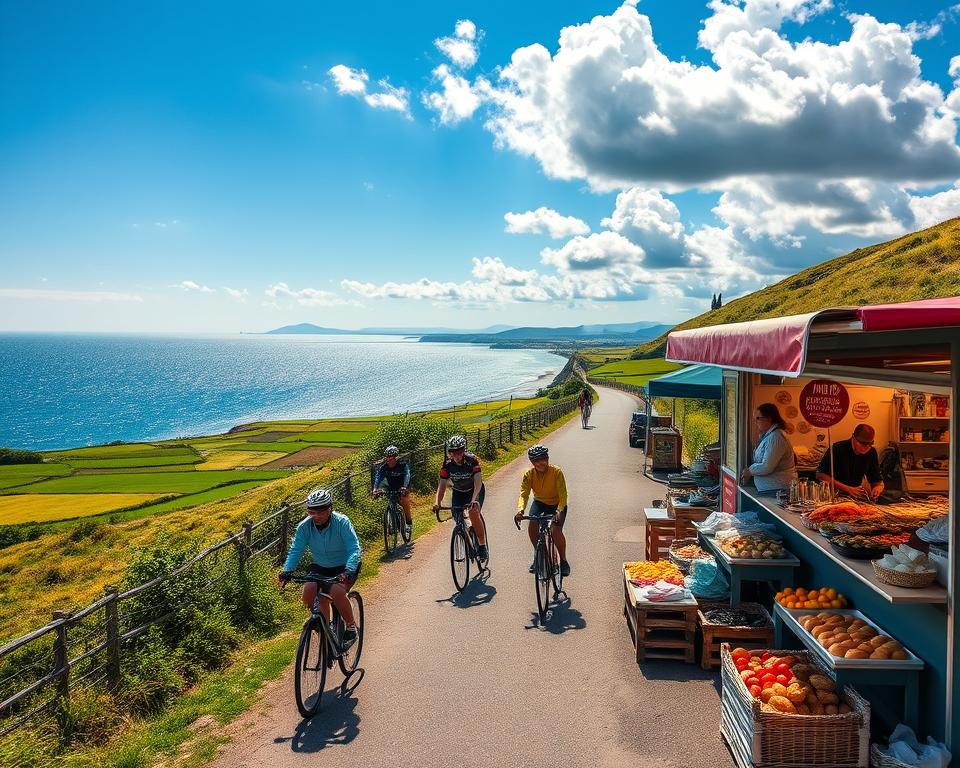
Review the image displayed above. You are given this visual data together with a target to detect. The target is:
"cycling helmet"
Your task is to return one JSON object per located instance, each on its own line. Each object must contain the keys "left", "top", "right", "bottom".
{"left": 447, "top": 435, "right": 467, "bottom": 451}
{"left": 527, "top": 444, "right": 549, "bottom": 460}
{"left": 305, "top": 488, "right": 333, "bottom": 509}
{"left": 383, "top": 445, "right": 400, "bottom": 457}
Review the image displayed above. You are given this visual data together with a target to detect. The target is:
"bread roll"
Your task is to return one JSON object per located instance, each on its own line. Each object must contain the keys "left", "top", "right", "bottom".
{"left": 824, "top": 704, "right": 839, "bottom": 715}
{"left": 870, "top": 648, "right": 891, "bottom": 659}
{"left": 816, "top": 690, "right": 839, "bottom": 705}
{"left": 890, "top": 650, "right": 908, "bottom": 660}
{"left": 844, "top": 648, "right": 869, "bottom": 659}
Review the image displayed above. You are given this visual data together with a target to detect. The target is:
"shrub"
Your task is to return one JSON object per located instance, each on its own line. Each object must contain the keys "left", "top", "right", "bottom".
{"left": 224, "top": 558, "right": 295, "bottom": 637}
{"left": 0, "top": 448, "right": 43, "bottom": 465}
{"left": 119, "top": 627, "right": 185, "bottom": 715}
{"left": 177, "top": 604, "right": 239, "bottom": 681}
{"left": 60, "top": 687, "right": 122, "bottom": 747}
{"left": 0, "top": 523, "right": 44, "bottom": 550}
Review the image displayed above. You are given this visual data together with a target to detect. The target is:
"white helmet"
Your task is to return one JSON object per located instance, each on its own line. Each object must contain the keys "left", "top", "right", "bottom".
{"left": 447, "top": 435, "right": 467, "bottom": 450}
{"left": 527, "top": 444, "right": 549, "bottom": 460}
{"left": 383, "top": 446, "right": 400, "bottom": 457}
{"left": 305, "top": 488, "right": 333, "bottom": 509}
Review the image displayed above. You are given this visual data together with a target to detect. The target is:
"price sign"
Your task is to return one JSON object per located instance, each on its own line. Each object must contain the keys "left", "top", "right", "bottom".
{"left": 799, "top": 379, "right": 850, "bottom": 428}
{"left": 722, "top": 469, "right": 737, "bottom": 514}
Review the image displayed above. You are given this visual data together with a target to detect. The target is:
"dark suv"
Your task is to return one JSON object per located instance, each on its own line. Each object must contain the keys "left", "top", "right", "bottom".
{"left": 628, "top": 411, "right": 647, "bottom": 448}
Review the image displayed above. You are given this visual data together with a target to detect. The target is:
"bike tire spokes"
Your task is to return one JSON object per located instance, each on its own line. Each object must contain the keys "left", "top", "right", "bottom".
{"left": 451, "top": 527, "right": 470, "bottom": 591}
{"left": 294, "top": 622, "right": 327, "bottom": 718}
{"left": 338, "top": 592, "right": 364, "bottom": 675}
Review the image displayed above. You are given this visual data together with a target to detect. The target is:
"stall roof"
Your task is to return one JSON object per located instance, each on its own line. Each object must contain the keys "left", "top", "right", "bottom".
{"left": 665, "top": 296, "right": 960, "bottom": 377}
{"left": 646, "top": 364, "right": 722, "bottom": 400}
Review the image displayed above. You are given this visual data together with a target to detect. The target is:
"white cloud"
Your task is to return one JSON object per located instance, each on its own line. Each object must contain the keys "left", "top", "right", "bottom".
{"left": 422, "top": 65, "right": 481, "bottom": 124}
{"left": 223, "top": 287, "right": 249, "bottom": 301}
{"left": 601, "top": 189, "right": 685, "bottom": 267}
{"left": 909, "top": 184, "right": 960, "bottom": 229}
{"left": 264, "top": 282, "right": 354, "bottom": 307}
{"left": 175, "top": 280, "right": 214, "bottom": 293}
{"left": 504, "top": 207, "right": 590, "bottom": 238}
{"left": 327, "top": 64, "right": 410, "bottom": 116}
{"left": 434, "top": 19, "right": 481, "bottom": 69}
{"left": 0, "top": 288, "right": 144, "bottom": 303}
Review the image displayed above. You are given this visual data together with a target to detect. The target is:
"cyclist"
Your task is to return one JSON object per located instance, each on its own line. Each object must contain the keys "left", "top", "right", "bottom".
{"left": 578, "top": 387, "right": 593, "bottom": 426}
{"left": 278, "top": 488, "right": 362, "bottom": 649}
{"left": 372, "top": 445, "right": 413, "bottom": 538}
{"left": 515, "top": 444, "right": 570, "bottom": 577}
{"left": 433, "top": 435, "right": 488, "bottom": 562}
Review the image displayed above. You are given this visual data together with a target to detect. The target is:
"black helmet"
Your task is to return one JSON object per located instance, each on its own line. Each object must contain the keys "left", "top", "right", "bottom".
{"left": 527, "top": 444, "right": 549, "bottom": 460}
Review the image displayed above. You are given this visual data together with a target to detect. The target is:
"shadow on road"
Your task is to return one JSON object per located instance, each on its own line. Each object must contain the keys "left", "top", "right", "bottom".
{"left": 282, "top": 692, "right": 362, "bottom": 753}
{"left": 637, "top": 661, "right": 720, "bottom": 686}
{"left": 380, "top": 539, "right": 417, "bottom": 563}
{"left": 524, "top": 595, "right": 586, "bottom": 634}
{"left": 435, "top": 570, "right": 497, "bottom": 608}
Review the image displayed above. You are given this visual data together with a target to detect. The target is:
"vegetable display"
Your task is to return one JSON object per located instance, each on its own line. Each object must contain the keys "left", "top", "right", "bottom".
{"left": 624, "top": 560, "right": 685, "bottom": 586}
{"left": 730, "top": 647, "right": 852, "bottom": 715}
{"left": 718, "top": 534, "right": 786, "bottom": 560}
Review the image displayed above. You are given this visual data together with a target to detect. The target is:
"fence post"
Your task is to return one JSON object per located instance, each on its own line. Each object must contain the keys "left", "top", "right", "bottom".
{"left": 343, "top": 474, "right": 353, "bottom": 505}
{"left": 52, "top": 610, "right": 70, "bottom": 730}
{"left": 498, "top": 422, "right": 504, "bottom": 448}
{"left": 509, "top": 419, "right": 514, "bottom": 443}
{"left": 278, "top": 505, "right": 290, "bottom": 564}
{"left": 103, "top": 587, "right": 121, "bottom": 691}
{"left": 238, "top": 521, "right": 252, "bottom": 575}
{"left": 476, "top": 429, "right": 481, "bottom": 452}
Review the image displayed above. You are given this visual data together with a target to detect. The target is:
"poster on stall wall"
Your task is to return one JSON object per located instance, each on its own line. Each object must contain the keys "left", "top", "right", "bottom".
{"left": 722, "top": 468, "right": 737, "bottom": 513}
{"left": 799, "top": 380, "right": 850, "bottom": 428}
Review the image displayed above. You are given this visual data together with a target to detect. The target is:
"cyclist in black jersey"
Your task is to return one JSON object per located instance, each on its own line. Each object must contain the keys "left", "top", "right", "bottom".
{"left": 372, "top": 445, "right": 412, "bottom": 538}
{"left": 433, "top": 435, "right": 488, "bottom": 561}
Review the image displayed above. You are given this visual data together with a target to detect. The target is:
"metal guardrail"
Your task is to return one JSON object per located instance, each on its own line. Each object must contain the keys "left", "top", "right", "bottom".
{"left": 0, "top": 394, "right": 580, "bottom": 742}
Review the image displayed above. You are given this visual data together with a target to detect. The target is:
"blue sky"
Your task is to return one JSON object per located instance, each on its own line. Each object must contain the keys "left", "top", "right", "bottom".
{"left": 1, "top": 0, "right": 959, "bottom": 332}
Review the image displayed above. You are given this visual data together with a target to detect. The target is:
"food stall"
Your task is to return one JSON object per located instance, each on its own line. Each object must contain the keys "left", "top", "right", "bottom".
{"left": 664, "top": 296, "right": 959, "bottom": 750}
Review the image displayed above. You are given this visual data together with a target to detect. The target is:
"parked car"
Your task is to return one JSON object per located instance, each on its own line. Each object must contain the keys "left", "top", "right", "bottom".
{"left": 629, "top": 411, "right": 647, "bottom": 448}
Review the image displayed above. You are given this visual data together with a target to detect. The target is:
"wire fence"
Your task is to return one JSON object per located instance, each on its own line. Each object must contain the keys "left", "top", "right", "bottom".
{"left": 0, "top": 394, "right": 580, "bottom": 744}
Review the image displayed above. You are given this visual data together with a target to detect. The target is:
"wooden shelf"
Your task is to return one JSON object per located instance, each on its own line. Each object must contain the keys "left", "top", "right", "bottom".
{"left": 898, "top": 441, "right": 949, "bottom": 445}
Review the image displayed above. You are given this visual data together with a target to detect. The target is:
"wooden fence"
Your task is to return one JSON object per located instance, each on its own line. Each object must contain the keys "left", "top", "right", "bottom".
{"left": 0, "top": 395, "right": 579, "bottom": 742}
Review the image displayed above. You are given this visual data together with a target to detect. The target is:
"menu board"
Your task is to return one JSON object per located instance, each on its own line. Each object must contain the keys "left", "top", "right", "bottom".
{"left": 723, "top": 372, "right": 738, "bottom": 471}
{"left": 799, "top": 379, "right": 850, "bottom": 428}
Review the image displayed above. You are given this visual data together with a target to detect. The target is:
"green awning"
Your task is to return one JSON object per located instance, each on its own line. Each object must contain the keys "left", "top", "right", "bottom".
{"left": 646, "top": 364, "right": 722, "bottom": 400}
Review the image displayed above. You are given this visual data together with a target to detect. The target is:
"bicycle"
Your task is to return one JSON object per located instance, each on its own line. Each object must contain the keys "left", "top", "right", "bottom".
{"left": 377, "top": 488, "right": 411, "bottom": 555}
{"left": 288, "top": 575, "right": 365, "bottom": 719}
{"left": 580, "top": 402, "right": 592, "bottom": 428}
{"left": 515, "top": 513, "right": 567, "bottom": 622}
{"left": 435, "top": 503, "right": 489, "bottom": 592}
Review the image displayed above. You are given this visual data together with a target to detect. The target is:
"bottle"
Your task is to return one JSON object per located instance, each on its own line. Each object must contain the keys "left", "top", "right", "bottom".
{"left": 789, "top": 479, "right": 799, "bottom": 504}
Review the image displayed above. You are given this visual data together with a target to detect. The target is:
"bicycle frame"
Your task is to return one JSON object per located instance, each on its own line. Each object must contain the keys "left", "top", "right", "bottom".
{"left": 435, "top": 504, "right": 478, "bottom": 553}
{"left": 291, "top": 576, "right": 345, "bottom": 659}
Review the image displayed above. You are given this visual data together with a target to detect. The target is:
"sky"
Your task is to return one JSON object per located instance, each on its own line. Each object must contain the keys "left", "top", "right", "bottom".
{"left": 1, "top": 0, "right": 959, "bottom": 333}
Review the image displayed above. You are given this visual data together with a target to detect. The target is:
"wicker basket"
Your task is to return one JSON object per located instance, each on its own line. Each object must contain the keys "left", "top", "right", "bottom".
{"left": 669, "top": 537, "right": 714, "bottom": 574}
{"left": 869, "top": 743, "right": 914, "bottom": 768}
{"left": 870, "top": 560, "right": 937, "bottom": 589}
{"left": 720, "top": 644, "right": 870, "bottom": 767}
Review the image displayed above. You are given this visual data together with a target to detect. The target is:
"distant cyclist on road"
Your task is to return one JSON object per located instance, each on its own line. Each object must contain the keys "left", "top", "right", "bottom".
{"left": 278, "top": 488, "right": 362, "bottom": 649}
{"left": 372, "top": 445, "right": 413, "bottom": 538}
{"left": 578, "top": 387, "right": 593, "bottom": 428}
{"left": 515, "top": 444, "right": 570, "bottom": 577}
{"left": 433, "top": 435, "right": 488, "bottom": 562}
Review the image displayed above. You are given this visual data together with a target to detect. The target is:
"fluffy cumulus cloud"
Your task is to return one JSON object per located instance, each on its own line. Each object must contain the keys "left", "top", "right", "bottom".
{"left": 434, "top": 19, "right": 481, "bottom": 69}
{"left": 328, "top": 64, "right": 410, "bottom": 116}
{"left": 423, "top": 20, "right": 484, "bottom": 123}
{"left": 175, "top": 280, "right": 214, "bottom": 293}
{"left": 223, "top": 287, "right": 249, "bottom": 301}
{"left": 504, "top": 207, "right": 590, "bottom": 238}
{"left": 601, "top": 189, "right": 685, "bottom": 267}
{"left": 909, "top": 184, "right": 960, "bottom": 229}
{"left": 264, "top": 282, "right": 354, "bottom": 307}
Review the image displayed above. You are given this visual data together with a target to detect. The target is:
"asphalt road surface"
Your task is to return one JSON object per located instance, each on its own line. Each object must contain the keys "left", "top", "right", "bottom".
{"left": 213, "top": 388, "right": 734, "bottom": 768}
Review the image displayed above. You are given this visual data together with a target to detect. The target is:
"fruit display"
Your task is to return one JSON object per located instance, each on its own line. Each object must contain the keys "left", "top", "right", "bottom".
{"left": 717, "top": 534, "right": 786, "bottom": 560}
{"left": 729, "top": 647, "right": 852, "bottom": 715}
{"left": 672, "top": 543, "right": 710, "bottom": 560}
{"left": 775, "top": 587, "right": 848, "bottom": 610}
{"left": 624, "top": 560, "right": 685, "bottom": 586}
{"left": 798, "top": 612, "right": 909, "bottom": 660}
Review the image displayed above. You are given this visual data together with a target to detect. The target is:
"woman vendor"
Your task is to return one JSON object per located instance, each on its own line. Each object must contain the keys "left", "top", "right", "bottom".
{"left": 741, "top": 402, "right": 798, "bottom": 494}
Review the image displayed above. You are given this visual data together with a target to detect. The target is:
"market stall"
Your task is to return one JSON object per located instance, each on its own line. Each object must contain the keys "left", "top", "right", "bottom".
{"left": 664, "top": 296, "right": 959, "bottom": 754}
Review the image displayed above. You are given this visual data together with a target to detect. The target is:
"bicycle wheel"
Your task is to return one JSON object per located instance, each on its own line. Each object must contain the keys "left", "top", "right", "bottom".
{"left": 549, "top": 535, "right": 563, "bottom": 593}
{"left": 399, "top": 504, "right": 412, "bottom": 544}
{"left": 534, "top": 538, "right": 550, "bottom": 621}
{"left": 294, "top": 618, "right": 327, "bottom": 718}
{"left": 338, "top": 591, "right": 365, "bottom": 674}
{"left": 450, "top": 527, "right": 470, "bottom": 591}
{"left": 383, "top": 506, "right": 399, "bottom": 555}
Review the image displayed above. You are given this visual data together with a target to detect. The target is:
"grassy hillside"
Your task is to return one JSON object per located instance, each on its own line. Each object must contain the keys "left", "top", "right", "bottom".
{"left": 635, "top": 217, "right": 960, "bottom": 357}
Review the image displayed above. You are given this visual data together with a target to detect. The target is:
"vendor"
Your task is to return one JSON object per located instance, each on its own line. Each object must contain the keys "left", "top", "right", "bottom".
{"left": 741, "top": 403, "right": 797, "bottom": 494}
{"left": 815, "top": 424, "right": 884, "bottom": 500}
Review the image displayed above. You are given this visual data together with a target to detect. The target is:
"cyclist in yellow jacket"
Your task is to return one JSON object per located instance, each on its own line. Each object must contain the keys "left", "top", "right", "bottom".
{"left": 515, "top": 444, "right": 570, "bottom": 577}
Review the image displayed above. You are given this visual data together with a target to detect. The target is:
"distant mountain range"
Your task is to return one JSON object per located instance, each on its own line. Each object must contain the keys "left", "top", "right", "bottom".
{"left": 265, "top": 323, "right": 513, "bottom": 335}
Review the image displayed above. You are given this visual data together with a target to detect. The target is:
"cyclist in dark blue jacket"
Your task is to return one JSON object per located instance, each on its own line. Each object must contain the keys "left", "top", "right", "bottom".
{"left": 372, "top": 445, "right": 413, "bottom": 537}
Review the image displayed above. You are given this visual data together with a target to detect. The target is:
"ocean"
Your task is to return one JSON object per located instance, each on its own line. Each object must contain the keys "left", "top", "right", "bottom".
{"left": 0, "top": 334, "right": 562, "bottom": 451}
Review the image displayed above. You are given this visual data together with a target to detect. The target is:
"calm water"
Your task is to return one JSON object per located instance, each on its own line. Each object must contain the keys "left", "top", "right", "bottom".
{"left": 0, "top": 334, "right": 562, "bottom": 450}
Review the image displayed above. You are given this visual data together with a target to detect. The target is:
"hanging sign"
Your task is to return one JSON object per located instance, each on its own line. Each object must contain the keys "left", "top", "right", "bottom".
{"left": 722, "top": 468, "right": 737, "bottom": 514}
{"left": 852, "top": 401, "right": 870, "bottom": 420}
{"left": 799, "top": 379, "right": 850, "bottom": 428}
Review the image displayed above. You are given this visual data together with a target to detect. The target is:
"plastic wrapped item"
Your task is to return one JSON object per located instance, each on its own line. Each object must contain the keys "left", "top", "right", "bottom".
{"left": 686, "top": 559, "right": 730, "bottom": 599}
{"left": 698, "top": 511, "right": 780, "bottom": 538}
{"left": 878, "top": 724, "right": 951, "bottom": 768}
{"left": 916, "top": 516, "right": 949, "bottom": 544}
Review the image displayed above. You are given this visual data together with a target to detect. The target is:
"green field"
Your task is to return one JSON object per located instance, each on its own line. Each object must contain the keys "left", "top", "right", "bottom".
{"left": 49, "top": 444, "right": 197, "bottom": 459}
{"left": 0, "top": 463, "right": 73, "bottom": 490}
{"left": 578, "top": 347, "right": 636, "bottom": 365}
{"left": 4, "top": 469, "right": 288, "bottom": 496}
{"left": 588, "top": 358, "right": 683, "bottom": 387}
{"left": 283, "top": 430, "right": 369, "bottom": 445}
{"left": 123, "top": 480, "right": 267, "bottom": 516}
{"left": 64, "top": 454, "right": 202, "bottom": 469}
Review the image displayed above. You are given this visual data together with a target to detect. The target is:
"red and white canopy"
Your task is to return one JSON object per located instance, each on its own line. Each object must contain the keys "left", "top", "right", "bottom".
{"left": 665, "top": 296, "right": 960, "bottom": 377}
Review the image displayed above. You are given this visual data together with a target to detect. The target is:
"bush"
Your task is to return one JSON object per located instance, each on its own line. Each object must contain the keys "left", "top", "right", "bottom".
{"left": 177, "top": 604, "right": 239, "bottom": 681}
{"left": 224, "top": 558, "right": 295, "bottom": 637}
{"left": 119, "top": 627, "right": 185, "bottom": 715}
{"left": 0, "top": 522, "right": 44, "bottom": 550}
{"left": 0, "top": 448, "right": 43, "bottom": 465}
{"left": 60, "top": 687, "right": 123, "bottom": 747}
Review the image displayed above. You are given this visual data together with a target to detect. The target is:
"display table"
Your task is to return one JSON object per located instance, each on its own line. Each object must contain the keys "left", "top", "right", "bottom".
{"left": 641, "top": 507, "right": 674, "bottom": 561}
{"left": 773, "top": 602, "right": 922, "bottom": 732}
{"left": 696, "top": 527, "right": 799, "bottom": 605}
{"left": 622, "top": 568, "right": 698, "bottom": 664}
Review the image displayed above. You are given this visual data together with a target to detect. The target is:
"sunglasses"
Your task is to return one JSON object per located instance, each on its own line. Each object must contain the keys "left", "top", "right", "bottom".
{"left": 307, "top": 506, "right": 332, "bottom": 514}
{"left": 853, "top": 436, "right": 874, "bottom": 447}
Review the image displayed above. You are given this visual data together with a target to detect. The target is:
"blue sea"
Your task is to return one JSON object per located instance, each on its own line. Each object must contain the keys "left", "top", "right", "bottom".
{"left": 0, "top": 334, "right": 563, "bottom": 451}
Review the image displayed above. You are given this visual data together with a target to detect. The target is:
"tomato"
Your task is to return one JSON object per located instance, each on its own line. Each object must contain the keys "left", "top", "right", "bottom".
{"left": 735, "top": 657, "right": 749, "bottom": 671}
{"left": 745, "top": 677, "right": 760, "bottom": 688}
{"left": 740, "top": 669, "right": 754, "bottom": 683}
{"left": 761, "top": 652, "right": 771, "bottom": 662}
{"left": 731, "top": 647, "right": 749, "bottom": 659}
{"left": 775, "top": 674, "right": 790, "bottom": 685}
{"left": 760, "top": 673, "right": 776, "bottom": 687}
{"left": 773, "top": 662, "right": 790, "bottom": 675}
{"left": 749, "top": 685, "right": 762, "bottom": 698}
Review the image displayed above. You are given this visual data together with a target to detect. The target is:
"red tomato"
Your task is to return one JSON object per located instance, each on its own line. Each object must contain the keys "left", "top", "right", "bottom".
{"left": 745, "top": 677, "right": 760, "bottom": 688}
{"left": 760, "top": 674, "right": 776, "bottom": 687}
{"left": 732, "top": 647, "right": 749, "bottom": 659}
{"left": 761, "top": 652, "right": 771, "bottom": 662}
{"left": 775, "top": 674, "right": 790, "bottom": 685}
{"left": 773, "top": 662, "right": 790, "bottom": 675}
{"left": 735, "top": 659, "right": 749, "bottom": 672}
{"left": 740, "top": 670, "right": 753, "bottom": 683}
{"left": 749, "top": 685, "right": 762, "bottom": 698}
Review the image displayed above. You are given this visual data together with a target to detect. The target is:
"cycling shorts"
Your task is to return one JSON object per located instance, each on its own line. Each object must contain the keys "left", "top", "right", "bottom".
{"left": 451, "top": 484, "right": 485, "bottom": 514}
{"left": 307, "top": 562, "right": 359, "bottom": 592}
{"left": 529, "top": 499, "right": 567, "bottom": 529}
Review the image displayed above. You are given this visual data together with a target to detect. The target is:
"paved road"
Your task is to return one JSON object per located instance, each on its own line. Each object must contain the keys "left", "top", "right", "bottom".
{"left": 214, "top": 388, "right": 734, "bottom": 768}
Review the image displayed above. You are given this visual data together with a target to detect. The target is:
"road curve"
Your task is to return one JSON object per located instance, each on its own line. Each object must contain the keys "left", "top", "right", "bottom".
{"left": 212, "top": 388, "right": 734, "bottom": 768}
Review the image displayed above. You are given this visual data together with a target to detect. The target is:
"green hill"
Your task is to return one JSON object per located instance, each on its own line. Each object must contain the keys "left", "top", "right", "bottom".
{"left": 635, "top": 217, "right": 960, "bottom": 357}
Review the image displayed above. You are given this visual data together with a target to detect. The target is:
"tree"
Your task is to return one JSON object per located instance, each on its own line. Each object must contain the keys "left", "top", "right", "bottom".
{"left": 717, "top": 292, "right": 723, "bottom": 308}
{"left": 710, "top": 293, "right": 717, "bottom": 310}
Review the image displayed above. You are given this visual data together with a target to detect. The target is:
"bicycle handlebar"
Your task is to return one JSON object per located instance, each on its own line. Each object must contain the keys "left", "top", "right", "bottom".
{"left": 514, "top": 513, "right": 556, "bottom": 530}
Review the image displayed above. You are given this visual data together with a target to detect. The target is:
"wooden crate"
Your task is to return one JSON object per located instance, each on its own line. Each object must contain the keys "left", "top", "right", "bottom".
{"left": 674, "top": 506, "right": 713, "bottom": 538}
{"left": 698, "top": 602, "right": 773, "bottom": 670}
{"left": 623, "top": 576, "right": 698, "bottom": 664}
{"left": 645, "top": 518, "right": 675, "bottom": 561}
